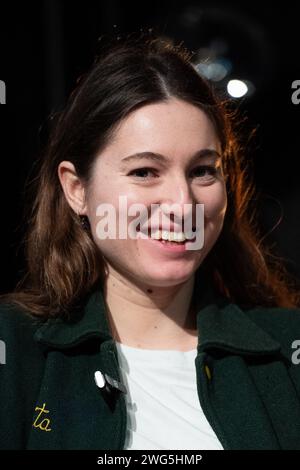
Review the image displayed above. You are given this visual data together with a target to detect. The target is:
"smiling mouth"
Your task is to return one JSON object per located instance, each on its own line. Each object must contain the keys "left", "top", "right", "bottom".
{"left": 156, "top": 239, "right": 186, "bottom": 245}
{"left": 137, "top": 226, "right": 197, "bottom": 244}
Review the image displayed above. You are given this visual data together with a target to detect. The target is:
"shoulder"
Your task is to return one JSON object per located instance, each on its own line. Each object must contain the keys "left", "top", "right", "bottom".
{"left": 0, "top": 302, "right": 47, "bottom": 449}
{"left": 243, "top": 305, "right": 300, "bottom": 353}
{"left": 0, "top": 300, "right": 44, "bottom": 336}
{"left": 244, "top": 304, "right": 300, "bottom": 329}
{"left": 0, "top": 301, "right": 46, "bottom": 365}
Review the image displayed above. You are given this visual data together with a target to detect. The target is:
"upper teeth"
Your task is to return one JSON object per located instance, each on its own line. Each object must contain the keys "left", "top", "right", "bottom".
{"left": 152, "top": 229, "right": 187, "bottom": 242}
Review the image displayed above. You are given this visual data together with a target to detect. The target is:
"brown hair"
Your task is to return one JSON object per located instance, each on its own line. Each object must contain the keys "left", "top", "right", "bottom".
{"left": 1, "top": 31, "right": 299, "bottom": 317}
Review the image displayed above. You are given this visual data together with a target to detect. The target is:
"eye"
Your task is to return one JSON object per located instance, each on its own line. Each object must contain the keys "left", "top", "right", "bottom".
{"left": 128, "top": 165, "right": 219, "bottom": 181}
{"left": 128, "top": 167, "right": 158, "bottom": 179}
{"left": 191, "top": 165, "right": 218, "bottom": 180}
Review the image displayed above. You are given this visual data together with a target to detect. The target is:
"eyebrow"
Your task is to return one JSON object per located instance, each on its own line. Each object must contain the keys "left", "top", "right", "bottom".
{"left": 120, "top": 149, "right": 221, "bottom": 168}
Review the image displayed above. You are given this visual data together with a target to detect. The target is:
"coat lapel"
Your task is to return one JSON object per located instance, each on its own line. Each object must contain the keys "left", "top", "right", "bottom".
{"left": 30, "top": 288, "right": 127, "bottom": 449}
{"left": 196, "top": 301, "right": 300, "bottom": 449}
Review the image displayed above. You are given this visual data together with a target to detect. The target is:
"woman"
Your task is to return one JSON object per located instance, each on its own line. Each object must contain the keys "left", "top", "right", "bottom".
{"left": 1, "top": 32, "right": 300, "bottom": 450}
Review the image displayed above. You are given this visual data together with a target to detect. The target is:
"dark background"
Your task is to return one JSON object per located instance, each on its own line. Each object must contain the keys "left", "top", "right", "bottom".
{"left": 0, "top": 0, "right": 299, "bottom": 294}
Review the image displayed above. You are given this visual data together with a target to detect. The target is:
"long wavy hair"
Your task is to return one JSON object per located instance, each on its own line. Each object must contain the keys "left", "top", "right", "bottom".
{"left": 1, "top": 32, "right": 300, "bottom": 317}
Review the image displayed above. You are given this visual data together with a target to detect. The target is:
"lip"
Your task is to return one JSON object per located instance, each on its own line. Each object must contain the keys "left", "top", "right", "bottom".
{"left": 140, "top": 225, "right": 197, "bottom": 236}
{"left": 140, "top": 234, "right": 197, "bottom": 254}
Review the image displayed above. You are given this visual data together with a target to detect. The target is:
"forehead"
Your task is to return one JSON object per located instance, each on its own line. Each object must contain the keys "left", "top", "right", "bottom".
{"left": 99, "top": 98, "right": 220, "bottom": 163}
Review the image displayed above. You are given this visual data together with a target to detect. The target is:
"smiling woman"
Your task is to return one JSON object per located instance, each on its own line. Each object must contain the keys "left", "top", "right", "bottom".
{"left": 1, "top": 32, "right": 300, "bottom": 450}
{"left": 58, "top": 97, "right": 226, "bottom": 299}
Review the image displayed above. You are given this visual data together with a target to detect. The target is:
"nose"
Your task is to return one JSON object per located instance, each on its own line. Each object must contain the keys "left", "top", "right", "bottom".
{"left": 158, "top": 174, "right": 196, "bottom": 225}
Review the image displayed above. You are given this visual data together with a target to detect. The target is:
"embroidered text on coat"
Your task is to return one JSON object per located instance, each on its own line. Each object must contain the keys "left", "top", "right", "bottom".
{"left": 33, "top": 403, "right": 52, "bottom": 432}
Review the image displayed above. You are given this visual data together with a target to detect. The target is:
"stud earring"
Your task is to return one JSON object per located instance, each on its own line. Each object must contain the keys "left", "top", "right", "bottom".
{"left": 79, "top": 214, "right": 90, "bottom": 231}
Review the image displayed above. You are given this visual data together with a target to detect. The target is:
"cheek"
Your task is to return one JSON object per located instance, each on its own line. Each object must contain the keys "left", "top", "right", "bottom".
{"left": 198, "top": 185, "right": 227, "bottom": 253}
{"left": 201, "top": 184, "right": 227, "bottom": 221}
{"left": 87, "top": 186, "right": 144, "bottom": 246}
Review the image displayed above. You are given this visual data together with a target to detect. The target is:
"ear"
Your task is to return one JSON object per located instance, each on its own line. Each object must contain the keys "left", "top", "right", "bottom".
{"left": 57, "top": 161, "right": 88, "bottom": 215}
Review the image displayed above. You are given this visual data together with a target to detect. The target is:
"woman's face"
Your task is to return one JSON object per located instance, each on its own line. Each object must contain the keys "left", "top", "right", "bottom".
{"left": 85, "top": 97, "right": 227, "bottom": 287}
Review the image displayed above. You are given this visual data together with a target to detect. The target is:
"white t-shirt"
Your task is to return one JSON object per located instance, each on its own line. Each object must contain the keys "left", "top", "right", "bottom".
{"left": 115, "top": 342, "right": 223, "bottom": 450}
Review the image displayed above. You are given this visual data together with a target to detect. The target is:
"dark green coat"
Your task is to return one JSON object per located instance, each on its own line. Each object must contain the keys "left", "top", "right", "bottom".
{"left": 1, "top": 281, "right": 300, "bottom": 450}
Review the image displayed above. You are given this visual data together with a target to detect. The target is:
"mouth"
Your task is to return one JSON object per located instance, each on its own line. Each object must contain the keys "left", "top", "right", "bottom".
{"left": 138, "top": 226, "right": 197, "bottom": 246}
{"left": 144, "top": 236, "right": 197, "bottom": 253}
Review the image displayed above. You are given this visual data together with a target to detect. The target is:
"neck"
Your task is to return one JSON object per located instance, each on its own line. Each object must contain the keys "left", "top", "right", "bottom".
{"left": 102, "top": 263, "right": 198, "bottom": 350}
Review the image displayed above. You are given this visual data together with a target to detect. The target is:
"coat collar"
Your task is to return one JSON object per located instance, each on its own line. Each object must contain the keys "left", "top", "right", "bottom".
{"left": 34, "top": 286, "right": 111, "bottom": 349}
{"left": 34, "top": 271, "right": 282, "bottom": 357}
{"left": 196, "top": 302, "right": 281, "bottom": 355}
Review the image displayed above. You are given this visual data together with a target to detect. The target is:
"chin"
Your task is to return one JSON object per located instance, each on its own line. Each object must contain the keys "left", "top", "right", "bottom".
{"left": 142, "top": 269, "right": 196, "bottom": 288}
